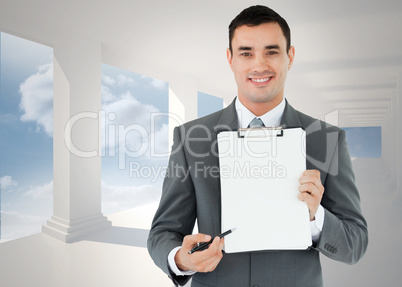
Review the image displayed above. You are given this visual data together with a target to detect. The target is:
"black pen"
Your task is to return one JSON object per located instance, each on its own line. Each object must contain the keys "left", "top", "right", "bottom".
{"left": 188, "top": 228, "right": 237, "bottom": 254}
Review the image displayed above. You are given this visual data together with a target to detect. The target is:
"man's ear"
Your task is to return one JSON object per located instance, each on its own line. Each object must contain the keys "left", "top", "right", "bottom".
{"left": 287, "top": 46, "right": 295, "bottom": 70}
{"left": 227, "top": 48, "right": 233, "bottom": 71}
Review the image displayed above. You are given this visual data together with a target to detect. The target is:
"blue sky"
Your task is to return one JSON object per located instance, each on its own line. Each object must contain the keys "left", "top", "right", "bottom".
{"left": 0, "top": 32, "right": 173, "bottom": 241}
{"left": 0, "top": 33, "right": 53, "bottom": 188}
{"left": 343, "top": 127, "right": 382, "bottom": 158}
{"left": 198, "top": 92, "right": 223, "bottom": 118}
{"left": 99, "top": 67, "right": 225, "bottom": 214}
{"left": 100, "top": 64, "right": 169, "bottom": 187}
{"left": 100, "top": 64, "right": 171, "bottom": 214}
{"left": 0, "top": 31, "right": 225, "bottom": 241}
{"left": 0, "top": 32, "right": 54, "bottom": 241}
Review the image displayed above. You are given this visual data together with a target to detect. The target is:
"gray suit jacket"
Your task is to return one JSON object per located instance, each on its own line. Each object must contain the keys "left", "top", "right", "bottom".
{"left": 147, "top": 99, "right": 368, "bottom": 287}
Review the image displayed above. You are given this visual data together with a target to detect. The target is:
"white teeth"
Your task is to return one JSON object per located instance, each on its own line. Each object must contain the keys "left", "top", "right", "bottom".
{"left": 251, "top": 77, "right": 271, "bottom": 82}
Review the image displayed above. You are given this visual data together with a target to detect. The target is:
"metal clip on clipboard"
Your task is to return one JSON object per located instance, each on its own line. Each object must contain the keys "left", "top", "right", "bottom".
{"left": 237, "top": 126, "right": 283, "bottom": 138}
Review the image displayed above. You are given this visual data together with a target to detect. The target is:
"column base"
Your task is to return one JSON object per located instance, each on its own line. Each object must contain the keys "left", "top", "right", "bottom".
{"left": 42, "top": 213, "right": 111, "bottom": 243}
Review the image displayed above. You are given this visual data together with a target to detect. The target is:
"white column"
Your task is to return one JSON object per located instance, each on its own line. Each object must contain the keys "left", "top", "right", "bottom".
{"left": 385, "top": 90, "right": 396, "bottom": 189}
{"left": 397, "top": 71, "right": 402, "bottom": 194}
{"left": 167, "top": 74, "right": 198, "bottom": 148}
{"left": 42, "top": 34, "right": 111, "bottom": 242}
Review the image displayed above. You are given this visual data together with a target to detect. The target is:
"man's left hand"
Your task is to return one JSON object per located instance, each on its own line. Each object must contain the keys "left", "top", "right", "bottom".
{"left": 298, "top": 170, "right": 324, "bottom": 221}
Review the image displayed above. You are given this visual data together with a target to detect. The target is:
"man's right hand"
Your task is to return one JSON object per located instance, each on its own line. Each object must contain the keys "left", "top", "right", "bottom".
{"left": 175, "top": 233, "right": 225, "bottom": 273}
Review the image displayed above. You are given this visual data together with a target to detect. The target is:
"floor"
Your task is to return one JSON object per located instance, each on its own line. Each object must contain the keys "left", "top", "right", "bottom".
{"left": 0, "top": 203, "right": 175, "bottom": 287}
{"left": 0, "top": 158, "right": 400, "bottom": 287}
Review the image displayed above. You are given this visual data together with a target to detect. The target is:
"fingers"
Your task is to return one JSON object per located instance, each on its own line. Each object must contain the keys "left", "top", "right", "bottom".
{"left": 297, "top": 192, "right": 317, "bottom": 205}
{"left": 298, "top": 170, "right": 324, "bottom": 220}
{"left": 302, "top": 169, "right": 320, "bottom": 177}
{"left": 176, "top": 234, "right": 224, "bottom": 273}
{"left": 208, "top": 236, "right": 225, "bottom": 255}
{"left": 197, "top": 237, "right": 224, "bottom": 272}
{"left": 298, "top": 182, "right": 322, "bottom": 197}
{"left": 299, "top": 170, "right": 324, "bottom": 195}
{"left": 182, "top": 233, "right": 211, "bottom": 250}
{"left": 207, "top": 237, "right": 225, "bottom": 270}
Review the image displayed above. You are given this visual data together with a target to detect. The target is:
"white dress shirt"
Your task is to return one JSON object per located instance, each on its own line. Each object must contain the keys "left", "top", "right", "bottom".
{"left": 168, "top": 97, "right": 324, "bottom": 276}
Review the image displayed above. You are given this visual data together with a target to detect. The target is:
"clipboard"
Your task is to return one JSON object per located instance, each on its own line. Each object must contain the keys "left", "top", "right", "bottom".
{"left": 218, "top": 127, "right": 311, "bottom": 253}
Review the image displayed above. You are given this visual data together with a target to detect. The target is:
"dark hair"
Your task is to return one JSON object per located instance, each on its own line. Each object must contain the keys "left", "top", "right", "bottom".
{"left": 228, "top": 5, "right": 291, "bottom": 53}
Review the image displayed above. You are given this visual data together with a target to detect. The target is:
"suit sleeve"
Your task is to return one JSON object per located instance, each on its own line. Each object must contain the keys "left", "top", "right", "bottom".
{"left": 147, "top": 126, "right": 196, "bottom": 286}
{"left": 314, "top": 129, "right": 368, "bottom": 264}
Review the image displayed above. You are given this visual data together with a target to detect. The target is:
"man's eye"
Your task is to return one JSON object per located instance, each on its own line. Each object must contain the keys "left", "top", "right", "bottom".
{"left": 267, "top": 51, "right": 278, "bottom": 55}
{"left": 241, "top": 53, "right": 252, "bottom": 57}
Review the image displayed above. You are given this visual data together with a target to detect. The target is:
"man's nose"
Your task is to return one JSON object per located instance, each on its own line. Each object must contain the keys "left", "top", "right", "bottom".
{"left": 252, "top": 53, "right": 269, "bottom": 72}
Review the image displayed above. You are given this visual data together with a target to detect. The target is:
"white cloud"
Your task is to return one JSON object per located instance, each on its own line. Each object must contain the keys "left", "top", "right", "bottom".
{"left": 101, "top": 85, "right": 117, "bottom": 103}
{"left": 101, "top": 181, "right": 161, "bottom": 215}
{"left": 103, "top": 92, "right": 158, "bottom": 125}
{"left": 0, "top": 210, "right": 47, "bottom": 242}
{"left": 99, "top": 71, "right": 170, "bottom": 168}
{"left": 101, "top": 92, "right": 169, "bottom": 157}
{"left": 23, "top": 181, "right": 53, "bottom": 199}
{"left": 19, "top": 63, "right": 53, "bottom": 137}
{"left": 150, "top": 78, "right": 167, "bottom": 90}
{"left": 116, "top": 74, "right": 136, "bottom": 86}
{"left": 0, "top": 175, "right": 18, "bottom": 190}
{"left": 152, "top": 122, "right": 169, "bottom": 156}
{"left": 140, "top": 75, "right": 167, "bottom": 90}
{"left": 102, "top": 74, "right": 116, "bottom": 86}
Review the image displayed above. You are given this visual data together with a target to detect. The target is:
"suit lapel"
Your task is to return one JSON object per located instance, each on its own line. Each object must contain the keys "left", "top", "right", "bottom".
{"left": 217, "top": 98, "right": 300, "bottom": 130}
{"left": 280, "top": 99, "right": 302, "bottom": 128}
{"left": 280, "top": 100, "right": 322, "bottom": 176}
{"left": 214, "top": 98, "right": 239, "bottom": 132}
{"left": 205, "top": 98, "right": 238, "bottom": 235}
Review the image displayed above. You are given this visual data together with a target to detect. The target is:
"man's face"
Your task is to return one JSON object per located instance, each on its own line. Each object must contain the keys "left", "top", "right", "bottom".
{"left": 227, "top": 22, "right": 295, "bottom": 111}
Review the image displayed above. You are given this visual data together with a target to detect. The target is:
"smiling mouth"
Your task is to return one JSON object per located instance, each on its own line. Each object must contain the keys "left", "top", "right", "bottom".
{"left": 249, "top": 77, "right": 273, "bottom": 86}
{"left": 250, "top": 77, "right": 272, "bottom": 83}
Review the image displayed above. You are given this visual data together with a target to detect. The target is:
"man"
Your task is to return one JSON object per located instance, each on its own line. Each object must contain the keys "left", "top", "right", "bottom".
{"left": 148, "top": 5, "right": 368, "bottom": 287}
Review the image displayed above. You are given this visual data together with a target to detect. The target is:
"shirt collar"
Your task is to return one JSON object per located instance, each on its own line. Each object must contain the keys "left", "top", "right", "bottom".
{"left": 235, "top": 97, "right": 286, "bottom": 128}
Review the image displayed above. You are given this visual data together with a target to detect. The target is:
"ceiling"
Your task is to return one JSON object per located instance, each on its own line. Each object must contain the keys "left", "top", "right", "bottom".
{"left": 1, "top": 0, "right": 402, "bottom": 127}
